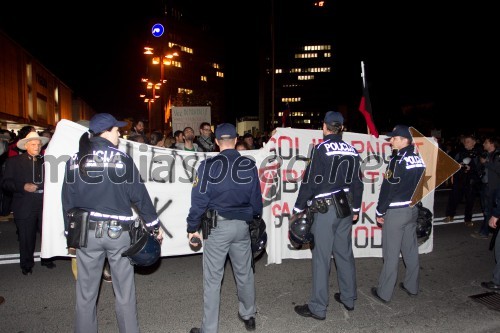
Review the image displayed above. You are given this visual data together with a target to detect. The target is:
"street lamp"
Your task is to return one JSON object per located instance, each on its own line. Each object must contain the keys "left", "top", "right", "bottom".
{"left": 140, "top": 77, "right": 161, "bottom": 135}
{"left": 141, "top": 45, "right": 179, "bottom": 134}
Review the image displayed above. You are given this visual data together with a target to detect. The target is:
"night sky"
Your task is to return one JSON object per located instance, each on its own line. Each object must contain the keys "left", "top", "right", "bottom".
{"left": 0, "top": 1, "right": 494, "bottom": 137}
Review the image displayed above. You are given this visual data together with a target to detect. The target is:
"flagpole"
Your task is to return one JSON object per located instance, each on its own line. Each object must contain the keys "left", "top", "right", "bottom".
{"left": 358, "top": 61, "right": 379, "bottom": 138}
{"left": 361, "top": 61, "right": 370, "bottom": 135}
{"left": 361, "top": 61, "right": 366, "bottom": 88}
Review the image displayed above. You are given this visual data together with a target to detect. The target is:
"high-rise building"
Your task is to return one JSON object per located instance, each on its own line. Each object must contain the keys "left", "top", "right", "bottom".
{"left": 263, "top": 0, "right": 345, "bottom": 130}
{"left": 139, "top": 1, "right": 226, "bottom": 134}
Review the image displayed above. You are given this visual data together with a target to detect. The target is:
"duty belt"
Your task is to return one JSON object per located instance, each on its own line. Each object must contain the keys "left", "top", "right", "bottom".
{"left": 88, "top": 220, "right": 131, "bottom": 231}
{"left": 89, "top": 211, "right": 134, "bottom": 221}
{"left": 322, "top": 197, "right": 336, "bottom": 206}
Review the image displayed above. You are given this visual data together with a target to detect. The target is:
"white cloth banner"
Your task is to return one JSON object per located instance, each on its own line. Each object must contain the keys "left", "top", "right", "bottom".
{"left": 42, "top": 121, "right": 433, "bottom": 265}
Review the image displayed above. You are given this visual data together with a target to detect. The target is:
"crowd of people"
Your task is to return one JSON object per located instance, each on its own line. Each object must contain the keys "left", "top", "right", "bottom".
{"left": 441, "top": 134, "right": 500, "bottom": 242}
{"left": 2, "top": 114, "right": 500, "bottom": 332}
{"left": 126, "top": 120, "right": 268, "bottom": 153}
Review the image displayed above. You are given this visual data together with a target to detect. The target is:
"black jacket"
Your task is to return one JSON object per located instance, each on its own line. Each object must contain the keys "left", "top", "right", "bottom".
{"left": 2, "top": 153, "right": 44, "bottom": 219}
{"left": 376, "top": 144, "right": 426, "bottom": 216}
{"left": 293, "top": 133, "right": 364, "bottom": 214}
{"left": 186, "top": 149, "right": 263, "bottom": 233}
{"left": 61, "top": 136, "right": 159, "bottom": 231}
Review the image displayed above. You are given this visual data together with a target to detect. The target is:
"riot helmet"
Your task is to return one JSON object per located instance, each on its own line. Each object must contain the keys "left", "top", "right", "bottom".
{"left": 252, "top": 231, "right": 267, "bottom": 258}
{"left": 249, "top": 217, "right": 267, "bottom": 258}
{"left": 122, "top": 232, "right": 161, "bottom": 266}
{"left": 288, "top": 211, "right": 314, "bottom": 248}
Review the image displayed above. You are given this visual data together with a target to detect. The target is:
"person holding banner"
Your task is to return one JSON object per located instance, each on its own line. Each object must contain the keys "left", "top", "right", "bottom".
{"left": 187, "top": 123, "right": 263, "bottom": 333}
{"left": 293, "top": 111, "right": 364, "bottom": 319}
{"left": 371, "top": 125, "right": 426, "bottom": 303}
{"left": 62, "top": 113, "right": 163, "bottom": 333}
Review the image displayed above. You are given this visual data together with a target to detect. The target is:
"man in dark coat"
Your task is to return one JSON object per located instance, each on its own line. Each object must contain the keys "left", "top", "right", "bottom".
{"left": 2, "top": 131, "right": 55, "bottom": 275}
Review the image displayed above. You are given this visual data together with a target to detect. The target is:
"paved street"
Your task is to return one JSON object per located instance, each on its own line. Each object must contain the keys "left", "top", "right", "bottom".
{"left": 1, "top": 189, "right": 499, "bottom": 333}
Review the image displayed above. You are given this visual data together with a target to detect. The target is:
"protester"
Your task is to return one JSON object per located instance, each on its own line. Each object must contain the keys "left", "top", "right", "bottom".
{"left": 236, "top": 140, "right": 250, "bottom": 151}
{"left": 187, "top": 123, "right": 263, "bottom": 333}
{"left": 195, "top": 122, "right": 215, "bottom": 152}
{"left": 293, "top": 111, "right": 364, "bottom": 319}
{"left": 61, "top": 113, "right": 163, "bottom": 333}
{"left": 149, "top": 130, "right": 165, "bottom": 147}
{"left": 175, "top": 127, "right": 202, "bottom": 152}
{"left": 129, "top": 120, "right": 147, "bottom": 143}
{"left": 2, "top": 131, "right": 55, "bottom": 275}
{"left": 7, "top": 125, "right": 35, "bottom": 157}
{"left": 243, "top": 133, "right": 257, "bottom": 149}
{"left": 163, "top": 134, "right": 176, "bottom": 148}
{"left": 3, "top": 126, "right": 35, "bottom": 221}
{"left": 371, "top": 125, "right": 426, "bottom": 303}
{"left": 170, "top": 130, "right": 184, "bottom": 148}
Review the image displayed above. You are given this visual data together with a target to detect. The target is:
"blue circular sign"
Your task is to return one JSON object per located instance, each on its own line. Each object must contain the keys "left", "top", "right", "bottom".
{"left": 151, "top": 24, "right": 164, "bottom": 37}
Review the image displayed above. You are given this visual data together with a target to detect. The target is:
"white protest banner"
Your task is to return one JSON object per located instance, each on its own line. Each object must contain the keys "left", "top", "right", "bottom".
{"left": 262, "top": 128, "right": 434, "bottom": 264}
{"left": 41, "top": 121, "right": 433, "bottom": 265}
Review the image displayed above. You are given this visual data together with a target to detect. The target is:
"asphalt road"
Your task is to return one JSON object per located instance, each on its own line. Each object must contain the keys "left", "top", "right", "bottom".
{"left": 1, "top": 189, "right": 499, "bottom": 333}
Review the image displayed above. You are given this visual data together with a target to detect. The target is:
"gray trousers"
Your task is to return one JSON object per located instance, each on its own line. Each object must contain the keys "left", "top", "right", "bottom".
{"left": 201, "top": 219, "right": 255, "bottom": 333}
{"left": 309, "top": 208, "right": 356, "bottom": 317}
{"left": 75, "top": 229, "right": 139, "bottom": 333}
{"left": 377, "top": 206, "right": 419, "bottom": 301}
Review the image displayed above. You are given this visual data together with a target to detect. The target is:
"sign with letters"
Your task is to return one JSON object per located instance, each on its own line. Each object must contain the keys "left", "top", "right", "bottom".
{"left": 171, "top": 106, "right": 211, "bottom": 133}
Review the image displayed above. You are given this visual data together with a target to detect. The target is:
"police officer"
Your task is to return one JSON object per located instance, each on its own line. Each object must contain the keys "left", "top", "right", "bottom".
{"left": 371, "top": 125, "right": 426, "bottom": 303}
{"left": 293, "top": 111, "right": 364, "bottom": 319}
{"left": 187, "top": 123, "right": 263, "bottom": 333}
{"left": 62, "top": 113, "right": 163, "bottom": 333}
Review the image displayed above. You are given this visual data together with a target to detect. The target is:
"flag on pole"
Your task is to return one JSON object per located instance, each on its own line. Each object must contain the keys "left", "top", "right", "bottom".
{"left": 281, "top": 103, "right": 290, "bottom": 127}
{"left": 359, "top": 62, "right": 379, "bottom": 138}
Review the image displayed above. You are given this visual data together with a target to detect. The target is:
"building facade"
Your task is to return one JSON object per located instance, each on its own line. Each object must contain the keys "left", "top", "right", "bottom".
{"left": 0, "top": 31, "right": 94, "bottom": 132}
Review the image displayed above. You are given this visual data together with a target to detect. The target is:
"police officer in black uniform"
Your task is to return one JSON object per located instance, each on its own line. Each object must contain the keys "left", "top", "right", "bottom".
{"left": 371, "top": 125, "right": 426, "bottom": 303}
{"left": 187, "top": 123, "right": 263, "bottom": 333}
{"left": 62, "top": 113, "right": 163, "bottom": 333}
{"left": 293, "top": 111, "right": 364, "bottom": 319}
